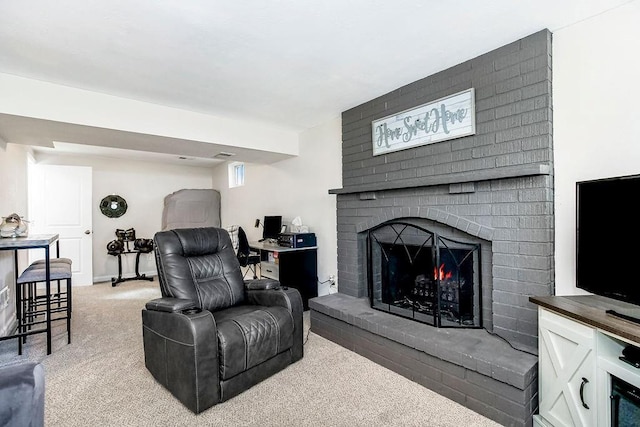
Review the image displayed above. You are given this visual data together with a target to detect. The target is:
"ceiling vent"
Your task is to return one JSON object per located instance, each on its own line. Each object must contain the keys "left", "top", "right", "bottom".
{"left": 214, "top": 152, "right": 236, "bottom": 159}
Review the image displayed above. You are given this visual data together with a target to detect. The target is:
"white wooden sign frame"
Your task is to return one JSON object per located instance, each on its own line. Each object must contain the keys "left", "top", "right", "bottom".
{"left": 371, "top": 88, "right": 476, "bottom": 156}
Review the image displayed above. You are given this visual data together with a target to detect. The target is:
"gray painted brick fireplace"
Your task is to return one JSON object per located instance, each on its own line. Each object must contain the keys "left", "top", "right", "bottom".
{"left": 310, "top": 29, "right": 553, "bottom": 426}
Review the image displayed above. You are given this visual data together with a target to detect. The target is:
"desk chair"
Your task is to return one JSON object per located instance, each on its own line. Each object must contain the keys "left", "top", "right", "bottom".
{"left": 237, "top": 226, "right": 261, "bottom": 279}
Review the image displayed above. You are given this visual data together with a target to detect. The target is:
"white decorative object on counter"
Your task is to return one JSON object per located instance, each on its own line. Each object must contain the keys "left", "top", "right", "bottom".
{"left": 0, "top": 213, "right": 29, "bottom": 238}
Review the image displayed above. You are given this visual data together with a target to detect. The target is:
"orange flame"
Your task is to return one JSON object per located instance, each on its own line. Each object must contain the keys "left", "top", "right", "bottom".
{"left": 433, "top": 263, "right": 452, "bottom": 281}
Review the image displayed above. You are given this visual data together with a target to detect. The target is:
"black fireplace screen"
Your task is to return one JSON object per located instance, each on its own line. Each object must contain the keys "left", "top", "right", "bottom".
{"left": 367, "top": 221, "right": 482, "bottom": 328}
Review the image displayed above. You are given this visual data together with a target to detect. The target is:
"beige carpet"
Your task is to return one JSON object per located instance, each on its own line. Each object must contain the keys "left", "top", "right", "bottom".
{"left": 0, "top": 280, "right": 500, "bottom": 426}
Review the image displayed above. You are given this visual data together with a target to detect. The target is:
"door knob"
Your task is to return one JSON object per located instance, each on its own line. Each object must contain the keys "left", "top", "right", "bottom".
{"left": 84, "top": 230, "right": 91, "bottom": 235}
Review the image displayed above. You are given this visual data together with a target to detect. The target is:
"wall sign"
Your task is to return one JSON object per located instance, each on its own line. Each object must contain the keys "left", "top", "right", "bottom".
{"left": 372, "top": 88, "right": 476, "bottom": 156}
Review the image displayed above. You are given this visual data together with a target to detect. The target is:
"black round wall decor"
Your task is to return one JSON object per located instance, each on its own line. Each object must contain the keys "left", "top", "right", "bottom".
{"left": 100, "top": 195, "right": 128, "bottom": 218}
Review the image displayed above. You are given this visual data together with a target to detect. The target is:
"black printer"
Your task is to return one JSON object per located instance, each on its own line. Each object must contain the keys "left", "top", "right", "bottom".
{"left": 278, "top": 232, "right": 317, "bottom": 248}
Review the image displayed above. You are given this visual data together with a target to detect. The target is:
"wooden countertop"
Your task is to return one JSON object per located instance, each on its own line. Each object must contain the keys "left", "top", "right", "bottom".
{"left": 530, "top": 294, "right": 640, "bottom": 346}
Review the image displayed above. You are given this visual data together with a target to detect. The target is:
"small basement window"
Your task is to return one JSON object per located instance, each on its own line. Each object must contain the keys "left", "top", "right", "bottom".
{"left": 228, "top": 162, "right": 245, "bottom": 188}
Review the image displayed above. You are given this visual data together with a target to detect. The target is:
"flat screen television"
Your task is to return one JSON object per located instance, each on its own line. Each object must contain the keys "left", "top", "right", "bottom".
{"left": 576, "top": 174, "right": 640, "bottom": 306}
{"left": 262, "top": 215, "right": 282, "bottom": 241}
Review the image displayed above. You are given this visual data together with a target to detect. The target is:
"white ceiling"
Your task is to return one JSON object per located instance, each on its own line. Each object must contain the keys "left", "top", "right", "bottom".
{"left": 0, "top": 0, "right": 633, "bottom": 165}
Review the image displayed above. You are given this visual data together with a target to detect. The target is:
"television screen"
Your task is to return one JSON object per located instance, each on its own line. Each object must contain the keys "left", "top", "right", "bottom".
{"left": 577, "top": 174, "right": 640, "bottom": 305}
{"left": 262, "top": 216, "right": 282, "bottom": 240}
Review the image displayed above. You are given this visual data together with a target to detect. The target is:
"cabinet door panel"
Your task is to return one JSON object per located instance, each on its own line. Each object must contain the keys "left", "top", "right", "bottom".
{"left": 279, "top": 249, "right": 317, "bottom": 310}
{"left": 539, "top": 308, "right": 596, "bottom": 426}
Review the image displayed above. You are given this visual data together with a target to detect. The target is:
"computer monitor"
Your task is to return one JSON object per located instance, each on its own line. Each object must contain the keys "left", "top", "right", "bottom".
{"left": 262, "top": 216, "right": 282, "bottom": 240}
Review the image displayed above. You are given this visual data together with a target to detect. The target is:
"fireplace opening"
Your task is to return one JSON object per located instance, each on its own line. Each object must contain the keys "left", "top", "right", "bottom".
{"left": 367, "top": 221, "right": 482, "bottom": 328}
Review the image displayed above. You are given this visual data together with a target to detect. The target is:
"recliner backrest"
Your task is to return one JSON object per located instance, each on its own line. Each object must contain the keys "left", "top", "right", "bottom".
{"left": 154, "top": 227, "right": 246, "bottom": 311}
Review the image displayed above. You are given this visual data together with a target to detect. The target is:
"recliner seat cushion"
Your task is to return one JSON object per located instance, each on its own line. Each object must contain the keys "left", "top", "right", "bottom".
{"left": 215, "top": 305, "right": 294, "bottom": 380}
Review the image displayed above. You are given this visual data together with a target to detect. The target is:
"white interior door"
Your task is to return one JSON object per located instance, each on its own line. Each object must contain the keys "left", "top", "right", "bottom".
{"left": 28, "top": 164, "right": 93, "bottom": 286}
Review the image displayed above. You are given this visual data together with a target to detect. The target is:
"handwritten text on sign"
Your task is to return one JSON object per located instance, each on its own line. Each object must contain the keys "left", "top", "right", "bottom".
{"left": 372, "top": 88, "right": 476, "bottom": 156}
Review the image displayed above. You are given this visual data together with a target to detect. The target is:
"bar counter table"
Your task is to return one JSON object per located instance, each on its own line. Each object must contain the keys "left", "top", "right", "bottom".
{"left": 0, "top": 234, "right": 59, "bottom": 355}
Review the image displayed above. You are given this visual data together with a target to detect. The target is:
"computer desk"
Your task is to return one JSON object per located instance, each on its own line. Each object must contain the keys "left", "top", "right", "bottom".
{"left": 249, "top": 240, "right": 317, "bottom": 310}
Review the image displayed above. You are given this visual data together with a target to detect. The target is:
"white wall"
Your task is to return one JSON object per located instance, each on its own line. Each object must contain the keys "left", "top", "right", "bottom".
{"left": 553, "top": 1, "right": 640, "bottom": 295}
{"left": 0, "top": 73, "right": 299, "bottom": 156}
{"left": 35, "top": 154, "right": 214, "bottom": 283}
{"left": 0, "top": 144, "right": 30, "bottom": 335}
{"left": 214, "top": 117, "right": 342, "bottom": 295}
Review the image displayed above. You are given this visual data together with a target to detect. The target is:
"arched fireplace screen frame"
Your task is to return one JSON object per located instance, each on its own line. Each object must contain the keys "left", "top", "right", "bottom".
{"left": 367, "top": 220, "right": 482, "bottom": 328}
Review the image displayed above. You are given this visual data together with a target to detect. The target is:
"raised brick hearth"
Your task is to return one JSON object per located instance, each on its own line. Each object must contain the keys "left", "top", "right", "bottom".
{"left": 310, "top": 296, "right": 538, "bottom": 425}
{"left": 310, "top": 30, "right": 553, "bottom": 426}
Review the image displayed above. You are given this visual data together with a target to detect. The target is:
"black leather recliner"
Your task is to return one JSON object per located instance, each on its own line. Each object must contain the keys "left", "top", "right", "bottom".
{"left": 0, "top": 362, "right": 45, "bottom": 426}
{"left": 142, "top": 227, "right": 304, "bottom": 413}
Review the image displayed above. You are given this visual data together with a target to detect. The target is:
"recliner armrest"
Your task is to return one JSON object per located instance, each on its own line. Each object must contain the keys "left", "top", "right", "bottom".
{"left": 247, "top": 287, "right": 304, "bottom": 362}
{"left": 0, "top": 362, "right": 45, "bottom": 427}
{"left": 246, "top": 287, "right": 302, "bottom": 312}
{"left": 245, "top": 278, "right": 281, "bottom": 290}
{"left": 142, "top": 306, "right": 219, "bottom": 413}
{"left": 145, "top": 297, "right": 199, "bottom": 313}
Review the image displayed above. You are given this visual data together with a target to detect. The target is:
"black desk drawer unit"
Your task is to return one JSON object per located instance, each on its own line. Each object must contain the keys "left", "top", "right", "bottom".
{"left": 253, "top": 242, "right": 317, "bottom": 310}
{"left": 275, "top": 249, "right": 317, "bottom": 310}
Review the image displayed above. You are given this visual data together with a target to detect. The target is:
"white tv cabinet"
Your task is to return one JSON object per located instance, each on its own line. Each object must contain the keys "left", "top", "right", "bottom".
{"left": 530, "top": 295, "right": 640, "bottom": 427}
